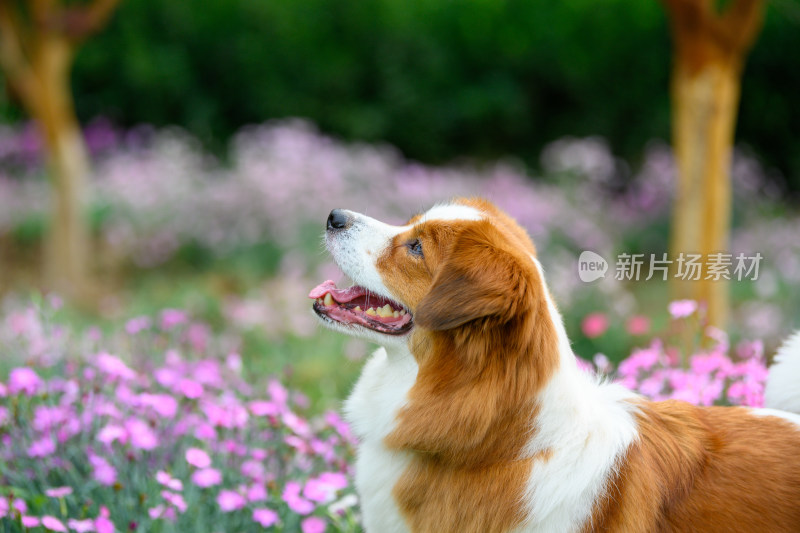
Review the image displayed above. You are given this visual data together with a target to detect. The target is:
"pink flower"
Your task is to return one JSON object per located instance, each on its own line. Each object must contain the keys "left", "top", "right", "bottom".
{"left": 138, "top": 393, "right": 178, "bottom": 418}
{"left": 8, "top": 367, "right": 42, "bottom": 395}
{"left": 45, "top": 486, "right": 73, "bottom": 498}
{"left": 247, "top": 483, "right": 268, "bottom": 502}
{"left": 268, "top": 379, "right": 289, "bottom": 406}
{"left": 125, "top": 418, "right": 159, "bottom": 450}
{"left": 668, "top": 299, "right": 698, "bottom": 319}
{"left": 98, "top": 424, "right": 127, "bottom": 446}
{"left": 125, "top": 316, "right": 151, "bottom": 335}
{"left": 248, "top": 400, "right": 279, "bottom": 417}
{"left": 283, "top": 481, "right": 315, "bottom": 515}
{"left": 217, "top": 490, "right": 246, "bottom": 512}
{"left": 301, "top": 516, "right": 327, "bottom": 533}
{"left": 581, "top": 312, "right": 609, "bottom": 338}
{"left": 178, "top": 379, "right": 204, "bottom": 399}
{"left": 160, "top": 309, "right": 188, "bottom": 330}
{"left": 42, "top": 515, "right": 68, "bottom": 532}
{"left": 95, "top": 507, "right": 114, "bottom": 533}
{"left": 21, "top": 516, "right": 41, "bottom": 527}
{"left": 625, "top": 315, "right": 650, "bottom": 336}
{"left": 241, "top": 459, "right": 266, "bottom": 480}
{"left": 27, "top": 436, "right": 56, "bottom": 457}
{"left": 96, "top": 353, "right": 136, "bottom": 380}
{"left": 253, "top": 508, "right": 279, "bottom": 527}
{"left": 162, "top": 491, "right": 188, "bottom": 513}
{"left": 89, "top": 453, "right": 117, "bottom": 486}
{"left": 303, "top": 472, "right": 348, "bottom": 503}
{"left": 156, "top": 471, "right": 183, "bottom": 491}
{"left": 191, "top": 467, "right": 222, "bottom": 488}
{"left": 67, "top": 518, "right": 95, "bottom": 532}
{"left": 185, "top": 447, "right": 211, "bottom": 468}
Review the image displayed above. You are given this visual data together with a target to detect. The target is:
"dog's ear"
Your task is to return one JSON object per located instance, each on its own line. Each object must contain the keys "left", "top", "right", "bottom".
{"left": 414, "top": 222, "right": 530, "bottom": 331}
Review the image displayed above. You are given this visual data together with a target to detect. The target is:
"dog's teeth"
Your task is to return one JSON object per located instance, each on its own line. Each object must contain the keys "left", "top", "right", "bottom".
{"left": 366, "top": 307, "right": 377, "bottom": 316}
{"left": 400, "top": 309, "right": 406, "bottom": 316}
{"left": 323, "top": 293, "right": 334, "bottom": 306}
{"left": 354, "top": 306, "right": 362, "bottom": 312}
{"left": 377, "top": 304, "right": 393, "bottom": 317}
{"left": 393, "top": 310, "right": 400, "bottom": 318}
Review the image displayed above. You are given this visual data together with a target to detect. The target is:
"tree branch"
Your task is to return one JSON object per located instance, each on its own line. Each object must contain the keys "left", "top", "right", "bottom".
{"left": 54, "top": 0, "right": 123, "bottom": 43}
{"left": 720, "top": 0, "right": 765, "bottom": 52}
{"left": 0, "top": 2, "right": 36, "bottom": 110}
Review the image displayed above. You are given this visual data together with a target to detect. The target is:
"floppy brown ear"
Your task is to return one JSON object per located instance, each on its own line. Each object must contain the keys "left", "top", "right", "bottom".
{"left": 414, "top": 223, "right": 530, "bottom": 331}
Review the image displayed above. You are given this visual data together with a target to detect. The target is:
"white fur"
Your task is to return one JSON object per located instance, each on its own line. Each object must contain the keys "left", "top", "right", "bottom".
{"left": 325, "top": 210, "right": 404, "bottom": 301}
{"left": 344, "top": 346, "right": 417, "bottom": 533}
{"left": 417, "top": 203, "right": 483, "bottom": 223}
{"left": 764, "top": 330, "right": 800, "bottom": 414}
{"left": 517, "top": 259, "right": 640, "bottom": 532}
{"left": 749, "top": 407, "right": 800, "bottom": 428}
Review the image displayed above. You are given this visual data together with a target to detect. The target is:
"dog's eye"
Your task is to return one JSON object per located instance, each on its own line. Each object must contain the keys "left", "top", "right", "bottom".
{"left": 407, "top": 239, "right": 424, "bottom": 257}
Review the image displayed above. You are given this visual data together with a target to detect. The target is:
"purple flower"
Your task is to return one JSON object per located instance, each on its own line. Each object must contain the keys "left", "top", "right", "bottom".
{"left": 216, "top": 490, "right": 246, "bottom": 512}
{"left": 191, "top": 467, "right": 222, "bottom": 488}
{"left": 185, "top": 447, "right": 211, "bottom": 468}
{"left": 8, "top": 367, "right": 42, "bottom": 395}
{"left": 301, "top": 516, "right": 327, "bottom": 533}
{"left": 125, "top": 418, "right": 159, "bottom": 450}
{"left": 253, "top": 508, "right": 279, "bottom": 527}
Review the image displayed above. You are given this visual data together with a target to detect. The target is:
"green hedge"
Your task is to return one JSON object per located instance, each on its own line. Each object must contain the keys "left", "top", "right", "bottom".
{"left": 3, "top": 0, "right": 799, "bottom": 191}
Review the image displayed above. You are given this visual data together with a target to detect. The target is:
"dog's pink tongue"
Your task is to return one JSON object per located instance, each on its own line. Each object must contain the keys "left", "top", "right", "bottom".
{"left": 308, "top": 280, "right": 366, "bottom": 303}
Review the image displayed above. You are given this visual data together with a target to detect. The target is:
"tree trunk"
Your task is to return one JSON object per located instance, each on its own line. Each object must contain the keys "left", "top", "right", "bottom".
{"left": 30, "top": 36, "right": 92, "bottom": 303}
{"left": 663, "top": 0, "right": 764, "bottom": 330}
{"left": 669, "top": 58, "right": 739, "bottom": 328}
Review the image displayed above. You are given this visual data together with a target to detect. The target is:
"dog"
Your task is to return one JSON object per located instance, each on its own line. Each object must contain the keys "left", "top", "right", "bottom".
{"left": 309, "top": 197, "right": 800, "bottom": 532}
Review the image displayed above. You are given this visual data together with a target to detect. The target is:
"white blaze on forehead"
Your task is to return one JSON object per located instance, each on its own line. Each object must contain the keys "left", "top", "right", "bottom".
{"left": 416, "top": 203, "right": 483, "bottom": 224}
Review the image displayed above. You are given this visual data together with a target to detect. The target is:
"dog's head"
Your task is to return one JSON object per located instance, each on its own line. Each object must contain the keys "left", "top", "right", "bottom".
{"left": 310, "top": 198, "right": 556, "bottom": 355}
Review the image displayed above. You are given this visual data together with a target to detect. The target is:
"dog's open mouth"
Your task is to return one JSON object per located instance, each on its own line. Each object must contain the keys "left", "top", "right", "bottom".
{"left": 309, "top": 280, "right": 413, "bottom": 335}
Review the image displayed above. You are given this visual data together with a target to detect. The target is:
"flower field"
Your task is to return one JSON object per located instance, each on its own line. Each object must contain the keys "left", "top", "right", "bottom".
{"left": 0, "top": 295, "right": 775, "bottom": 532}
{"left": 0, "top": 119, "right": 797, "bottom": 531}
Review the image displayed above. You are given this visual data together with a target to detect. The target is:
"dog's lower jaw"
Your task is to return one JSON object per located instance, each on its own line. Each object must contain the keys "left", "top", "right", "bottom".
{"left": 344, "top": 345, "right": 417, "bottom": 533}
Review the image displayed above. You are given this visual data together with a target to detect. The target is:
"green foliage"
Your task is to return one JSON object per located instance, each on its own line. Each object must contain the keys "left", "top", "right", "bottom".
{"left": 2, "top": 0, "right": 783, "bottom": 191}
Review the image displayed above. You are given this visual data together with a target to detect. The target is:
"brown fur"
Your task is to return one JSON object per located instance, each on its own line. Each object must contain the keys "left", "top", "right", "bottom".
{"left": 588, "top": 401, "right": 800, "bottom": 532}
{"left": 366, "top": 198, "right": 800, "bottom": 533}
{"left": 378, "top": 213, "right": 561, "bottom": 532}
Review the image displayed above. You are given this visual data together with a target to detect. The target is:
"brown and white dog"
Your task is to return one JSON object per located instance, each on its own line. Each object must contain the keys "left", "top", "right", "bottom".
{"left": 309, "top": 198, "right": 800, "bottom": 533}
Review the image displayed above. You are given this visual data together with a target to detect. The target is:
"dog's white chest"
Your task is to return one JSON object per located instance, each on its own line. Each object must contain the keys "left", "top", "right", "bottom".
{"left": 344, "top": 347, "right": 417, "bottom": 533}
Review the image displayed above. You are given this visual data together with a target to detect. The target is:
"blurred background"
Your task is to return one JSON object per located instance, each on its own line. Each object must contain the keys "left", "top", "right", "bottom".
{"left": 1, "top": 0, "right": 799, "bottom": 406}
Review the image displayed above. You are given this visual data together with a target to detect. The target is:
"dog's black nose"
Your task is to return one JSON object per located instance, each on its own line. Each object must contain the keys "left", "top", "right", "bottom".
{"left": 327, "top": 209, "right": 352, "bottom": 230}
